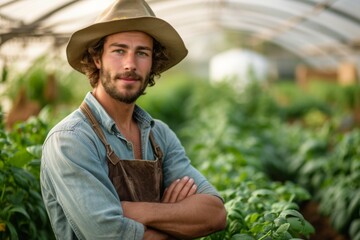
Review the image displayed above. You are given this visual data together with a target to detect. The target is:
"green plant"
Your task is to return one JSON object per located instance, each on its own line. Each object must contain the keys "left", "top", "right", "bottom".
{"left": 164, "top": 80, "right": 316, "bottom": 239}
{"left": 199, "top": 180, "right": 314, "bottom": 240}
{"left": 316, "top": 130, "right": 360, "bottom": 238}
{"left": 0, "top": 113, "right": 54, "bottom": 240}
{"left": 1, "top": 56, "right": 91, "bottom": 128}
{"left": 138, "top": 73, "right": 195, "bottom": 132}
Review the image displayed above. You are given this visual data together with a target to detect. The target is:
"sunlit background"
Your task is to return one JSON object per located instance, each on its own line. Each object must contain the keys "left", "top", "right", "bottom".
{"left": 1, "top": 0, "right": 359, "bottom": 72}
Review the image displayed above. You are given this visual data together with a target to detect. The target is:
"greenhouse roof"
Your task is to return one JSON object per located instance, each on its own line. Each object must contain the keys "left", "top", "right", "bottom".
{"left": 0, "top": 0, "right": 360, "bottom": 70}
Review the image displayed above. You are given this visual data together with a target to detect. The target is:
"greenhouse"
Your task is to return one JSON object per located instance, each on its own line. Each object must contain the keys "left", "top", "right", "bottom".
{"left": 0, "top": 0, "right": 359, "bottom": 239}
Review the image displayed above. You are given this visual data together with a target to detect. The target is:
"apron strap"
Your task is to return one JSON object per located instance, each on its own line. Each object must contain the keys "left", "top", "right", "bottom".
{"left": 80, "top": 102, "right": 120, "bottom": 165}
{"left": 80, "top": 101, "right": 164, "bottom": 163}
{"left": 149, "top": 132, "right": 163, "bottom": 161}
{"left": 80, "top": 101, "right": 164, "bottom": 202}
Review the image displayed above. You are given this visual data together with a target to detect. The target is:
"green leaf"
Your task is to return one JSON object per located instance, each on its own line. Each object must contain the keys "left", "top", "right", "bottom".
{"left": 12, "top": 168, "right": 35, "bottom": 189}
{"left": 350, "top": 219, "right": 360, "bottom": 239}
{"left": 28, "top": 221, "right": 37, "bottom": 238}
{"left": 276, "top": 223, "right": 290, "bottom": 234}
{"left": 229, "top": 220, "right": 243, "bottom": 235}
{"left": 228, "top": 208, "right": 244, "bottom": 221}
{"left": 8, "top": 206, "right": 30, "bottom": 220}
{"left": 27, "top": 159, "right": 41, "bottom": 167}
{"left": 349, "top": 192, "right": 360, "bottom": 218}
{"left": 12, "top": 174, "right": 29, "bottom": 189}
{"left": 287, "top": 217, "right": 315, "bottom": 236}
{"left": 264, "top": 212, "right": 276, "bottom": 222}
{"left": 26, "top": 145, "right": 42, "bottom": 158}
{"left": 272, "top": 202, "right": 299, "bottom": 212}
{"left": 231, "top": 233, "right": 255, "bottom": 240}
{"left": 252, "top": 189, "right": 275, "bottom": 197}
{"left": 29, "top": 189, "right": 42, "bottom": 203}
{"left": 9, "top": 149, "right": 32, "bottom": 168}
{"left": 302, "top": 220, "right": 315, "bottom": 236}
{"left": 4, "top": 220, "right": 18, "bottom": 240}
{"left": 279, "top": 210, "right": 304, "bottom": 220}
{"left": 353, "top": 232, "right": 360, "bottom": 240}
{"left": 274, "top": 216, "right": 287, "bottom": 227}
{"left": 331, "top": 207, "right": 348, "bottom": 231}
{"left": 287, "top": 217, "right": 304, "bottom": 232}
{"left": 282, "top": 202, "right": 300, "bottom": 211}
{"left": 245, "top": 213, "right": 260, "bottom": 224}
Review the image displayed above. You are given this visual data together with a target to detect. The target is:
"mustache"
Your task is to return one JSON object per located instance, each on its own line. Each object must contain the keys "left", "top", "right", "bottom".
{"left": 115, "top": 71, "right": 141, "bottom": 80}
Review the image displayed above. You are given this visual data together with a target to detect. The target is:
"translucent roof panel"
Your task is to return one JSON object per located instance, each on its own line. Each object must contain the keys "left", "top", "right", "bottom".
{"left": 0, "top": 0, "right": 359, "bottom": 71}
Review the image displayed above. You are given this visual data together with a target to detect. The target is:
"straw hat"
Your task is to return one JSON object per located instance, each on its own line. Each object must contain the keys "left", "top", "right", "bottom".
{"left": 66, "top": 0, "right": 188, "bottom": 74}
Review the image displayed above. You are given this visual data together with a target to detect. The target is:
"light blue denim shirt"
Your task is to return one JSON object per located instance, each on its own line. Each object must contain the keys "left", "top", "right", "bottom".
{"left": 40, "top": 92, "right": 221, "bottom": 240}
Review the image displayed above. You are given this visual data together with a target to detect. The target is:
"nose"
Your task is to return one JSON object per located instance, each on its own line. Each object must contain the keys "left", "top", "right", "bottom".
{"left": 123, "top": 52, "right": 136, "bottom": 72}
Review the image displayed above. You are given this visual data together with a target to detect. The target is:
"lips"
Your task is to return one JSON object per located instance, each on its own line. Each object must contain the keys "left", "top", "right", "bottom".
{"left": 121, "top": 78, "right": 137, "bottom": 82}
{"left": 116, "top": 71, "right": 141, "bottom": 81}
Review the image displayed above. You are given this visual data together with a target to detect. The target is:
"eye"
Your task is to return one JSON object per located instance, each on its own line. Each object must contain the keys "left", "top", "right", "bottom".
{"left": 114, "top": 49, "right": 125, "bottom": 54}
{"left": 137, "top": 51, "right": 149, "bottom": 57}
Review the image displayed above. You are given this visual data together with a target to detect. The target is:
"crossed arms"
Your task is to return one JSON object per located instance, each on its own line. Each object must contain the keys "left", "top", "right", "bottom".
{"left": 122, "top": 176, "right": 227, "bottom": 240}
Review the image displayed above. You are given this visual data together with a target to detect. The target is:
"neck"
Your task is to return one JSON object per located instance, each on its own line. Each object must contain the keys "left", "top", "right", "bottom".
{"left": 92, "top": 88, "right": 135, "bottom": 131}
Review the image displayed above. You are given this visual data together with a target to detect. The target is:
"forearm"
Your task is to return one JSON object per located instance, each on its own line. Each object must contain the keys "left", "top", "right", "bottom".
{"left": 122, "top": 194, "right": 226, "bottom": 239}
{"left": 143, "top": 228, "right": 177, "bottom": 240}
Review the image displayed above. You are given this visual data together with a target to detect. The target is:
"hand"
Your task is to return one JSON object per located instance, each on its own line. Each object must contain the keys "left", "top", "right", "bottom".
{"left": 121, "top": 176, "right": 197, "bottom": 223}
{"left": 161, "top": 176, "right": 197, "bottom": 203}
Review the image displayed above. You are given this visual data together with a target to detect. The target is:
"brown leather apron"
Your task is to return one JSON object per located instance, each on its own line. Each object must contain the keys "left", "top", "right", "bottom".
{"left": 80, "top": 102, "right": 163, "bottom": 202}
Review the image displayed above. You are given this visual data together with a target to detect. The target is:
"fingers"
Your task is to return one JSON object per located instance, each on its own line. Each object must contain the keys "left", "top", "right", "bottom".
{"left": 186, "top": 181, "right": 197, "bottom": 197}
{"left": 173, "top": 176, "right": 195, "bottom": 202}
{"left": 162, "top": 179, "right": 180, "bottom": 203}
{"left": 162, "top": 176, "right": 197, "bottom": 203}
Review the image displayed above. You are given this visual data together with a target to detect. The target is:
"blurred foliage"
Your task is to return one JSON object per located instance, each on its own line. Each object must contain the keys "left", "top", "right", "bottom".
{"left": 137, "top": 72, "right": 195, "bottom": 132}
{"left": 139, "top": 75, "right": 359, "bottom": 239}
{"left": 141, "top": 77, "right": 316, "bottom": 239}
{"left": 1, "top": 56, "right": 90, "bottom": 127}
{"left": 0, "top": 112, "right": 54, "bottom": 240}
{"left": 1, "top": 59, "right": 360, "bottom": 239}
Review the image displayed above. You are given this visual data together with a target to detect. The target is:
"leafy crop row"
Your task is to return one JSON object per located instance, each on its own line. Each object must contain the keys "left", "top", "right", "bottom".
{"left": 288, "top": 128, "right": 360, "bottom": 240}
{"left": 0, "top": 112, "right": 54, "bottom": 240}
{"left": 141, "top": 78, "right": 316, "bottom": 239}
{"left": 142, "top": 75, "right": 360, "bottom": 239}
{"left": 181, "top": 83, "right": 314, "bottom": 239}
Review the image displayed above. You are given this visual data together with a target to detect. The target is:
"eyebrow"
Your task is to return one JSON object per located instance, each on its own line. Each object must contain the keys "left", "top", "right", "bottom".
{"left": 109, "top": 43, "right": 152, "bottom": 51}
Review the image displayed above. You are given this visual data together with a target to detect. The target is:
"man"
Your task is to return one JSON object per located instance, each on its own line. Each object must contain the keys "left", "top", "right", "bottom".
{"left": 40, "top": 0, "right": 226, "bottom": 239}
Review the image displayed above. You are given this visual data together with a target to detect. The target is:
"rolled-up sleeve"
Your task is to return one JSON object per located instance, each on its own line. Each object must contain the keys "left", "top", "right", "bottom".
{"left": 41, "top": 125, "right": 145, "bottom": 240}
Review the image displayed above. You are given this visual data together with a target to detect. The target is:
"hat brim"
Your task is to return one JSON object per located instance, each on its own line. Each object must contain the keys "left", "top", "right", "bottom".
{"left": 66, "top": 17, "right": 188, "bottom": 74}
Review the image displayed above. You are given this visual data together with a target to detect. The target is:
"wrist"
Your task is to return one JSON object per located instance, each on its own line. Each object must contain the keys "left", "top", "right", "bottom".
{"left": 122, "top": 201, "right": 153, "bottom": 225}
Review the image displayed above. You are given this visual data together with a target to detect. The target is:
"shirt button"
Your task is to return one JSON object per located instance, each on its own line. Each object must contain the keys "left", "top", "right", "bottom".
{"left": 127, "top": 142, "right": 132, "bottom": 149}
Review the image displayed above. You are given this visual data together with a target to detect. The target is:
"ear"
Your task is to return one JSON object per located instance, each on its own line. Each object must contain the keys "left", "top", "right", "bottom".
{"left": 93, "top": 56, "right": 101, "bottom": 69}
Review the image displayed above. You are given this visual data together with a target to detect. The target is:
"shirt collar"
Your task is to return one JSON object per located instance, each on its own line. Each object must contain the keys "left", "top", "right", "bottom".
{"left": 84, "top": 92, "right": 154, "bottom": 133}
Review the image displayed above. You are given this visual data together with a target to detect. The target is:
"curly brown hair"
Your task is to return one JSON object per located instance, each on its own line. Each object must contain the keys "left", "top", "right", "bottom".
{"left": 80, "top": 35, "right": 169, "bottom": 88}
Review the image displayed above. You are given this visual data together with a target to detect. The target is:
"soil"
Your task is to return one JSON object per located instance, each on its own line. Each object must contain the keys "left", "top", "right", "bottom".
{"left": 300, "top": 201, "right": 349, "bottom": 240}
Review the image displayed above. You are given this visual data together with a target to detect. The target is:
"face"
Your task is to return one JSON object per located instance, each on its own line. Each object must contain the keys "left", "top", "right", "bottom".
{"left": 94, "top": 31, "right": 153, "bottom": 104}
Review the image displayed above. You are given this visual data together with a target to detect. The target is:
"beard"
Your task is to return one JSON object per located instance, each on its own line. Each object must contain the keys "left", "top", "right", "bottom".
{"left": 100, "top": 68, "right": 149, "bottom": 104}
